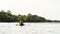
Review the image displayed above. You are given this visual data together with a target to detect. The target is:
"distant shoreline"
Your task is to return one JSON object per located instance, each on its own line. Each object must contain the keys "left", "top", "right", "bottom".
{"left": 0, "top": 10, "right": 60, "bottom": 22}
{"left": 0, "top": 22, "right": 60, "bottom": 23}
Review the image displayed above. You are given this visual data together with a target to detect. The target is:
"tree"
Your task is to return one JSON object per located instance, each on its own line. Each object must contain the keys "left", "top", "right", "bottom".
{"left": 22, "top": 15, "right": 27, "bottom": 22}
{"left": 27, "top": 14, "right": 33, "bottom": 22}
{"left": 7, "top": 10, "right": 11, "bottom": 14}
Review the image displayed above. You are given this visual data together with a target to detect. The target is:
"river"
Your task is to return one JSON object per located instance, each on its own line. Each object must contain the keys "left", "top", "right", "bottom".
{"left": 0, "top": 22, "right": 60, "bottom": 34}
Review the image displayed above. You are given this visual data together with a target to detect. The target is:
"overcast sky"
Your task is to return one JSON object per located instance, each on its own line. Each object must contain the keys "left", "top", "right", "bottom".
{"left": 0, "top": 0, "right": 60, "bottom": 20}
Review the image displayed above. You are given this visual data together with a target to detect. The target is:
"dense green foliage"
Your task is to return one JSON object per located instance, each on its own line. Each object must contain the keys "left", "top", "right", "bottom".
{"left": 0, "top": 10, "right": 60, "bottom": 22}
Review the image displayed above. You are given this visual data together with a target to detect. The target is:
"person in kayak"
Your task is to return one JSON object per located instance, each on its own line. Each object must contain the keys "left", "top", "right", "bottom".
{"left": 19, "top": 20, "right": 24, "bottom": 26}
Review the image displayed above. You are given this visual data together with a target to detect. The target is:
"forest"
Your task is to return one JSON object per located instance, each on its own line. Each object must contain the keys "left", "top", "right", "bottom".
{"left": 0, "top": 10, "right": 60, "bottom": 22}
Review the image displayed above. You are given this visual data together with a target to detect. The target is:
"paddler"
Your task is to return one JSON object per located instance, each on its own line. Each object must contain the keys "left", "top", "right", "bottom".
{"left": 19, "top": 20, "right": 24, "bottom": 26}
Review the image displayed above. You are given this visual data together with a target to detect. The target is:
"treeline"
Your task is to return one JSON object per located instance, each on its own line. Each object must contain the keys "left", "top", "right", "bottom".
{"left": 0, "top": 10, "right": 60, "bottom": 22}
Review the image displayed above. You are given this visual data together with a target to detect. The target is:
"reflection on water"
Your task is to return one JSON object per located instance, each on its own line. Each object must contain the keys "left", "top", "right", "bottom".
{"left": 0, "top": 22, "right": 60, "bottom": 34}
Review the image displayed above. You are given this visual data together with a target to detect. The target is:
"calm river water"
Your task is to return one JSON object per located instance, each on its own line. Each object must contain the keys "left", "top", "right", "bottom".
{"left": 0, "top": 22, "right": 60, "bottom": 34}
